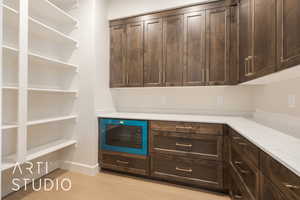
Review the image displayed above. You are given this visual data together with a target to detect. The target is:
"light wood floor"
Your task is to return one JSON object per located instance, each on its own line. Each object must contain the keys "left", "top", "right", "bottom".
{"left": 4, "top": 170, "right": 230, "bottom": 200}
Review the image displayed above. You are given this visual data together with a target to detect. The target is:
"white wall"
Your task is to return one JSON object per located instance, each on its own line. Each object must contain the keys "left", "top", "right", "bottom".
{"left": 108, "top": 0, "right": 215, "bottom": 19}
{"left": 112, "top": 86, "right": 256, "bottom": 116}
{"left": 61, "top": 0, "right": 112, "bottom": 175}
{"left": 94, "top": 0, "right": 115, "bottom": 114}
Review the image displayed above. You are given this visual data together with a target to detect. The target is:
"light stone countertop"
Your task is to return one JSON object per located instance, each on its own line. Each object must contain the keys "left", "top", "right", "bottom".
{"left": 97, "top": 112, "right": 300, "bottom": 177}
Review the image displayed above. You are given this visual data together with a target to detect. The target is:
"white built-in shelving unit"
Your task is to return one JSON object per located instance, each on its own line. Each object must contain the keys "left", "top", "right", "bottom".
{"left": 1, "top": 0, "right": 79, "bottom": 194}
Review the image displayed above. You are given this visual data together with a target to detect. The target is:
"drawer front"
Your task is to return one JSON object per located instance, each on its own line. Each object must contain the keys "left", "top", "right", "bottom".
{"left": 151, "top": 153, "right": 223, "bottom": 189}
{"left": 261, "top": 152, "right": 300, "bottom": 200}
{"left": 152, "top": 131, "right": 223, "bottom": 160}
{"left": 150, "top": 121, "right": 223, "bottom": 135}
{"left": 230, "top": 164, "right": 254, "bottom": 200}
{"left": 260, "top": 174, "right": 288, "bottom": 200}
{"left": 101, "top": 152, "right": 148, "bottom": 176}
{"left": 230, "top": 128, "right": 259, "bottom": 167}
{"left": 231, "top": 145, "right": 259, "bottom": 199}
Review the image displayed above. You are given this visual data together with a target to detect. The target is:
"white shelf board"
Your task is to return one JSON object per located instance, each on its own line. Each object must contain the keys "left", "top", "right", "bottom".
{"left": 3, "top": 4, "right": 19, "bottom": 28}
{"left": 2, "top": 86, "right": 19, "bottom": 90}
{"left": 29, "top": 16, "right": 78, "bottom": 46}
{"left": 2, "top": 123, "right": 18, "bottom": 130}
{"left": 27, "top": 115, "right": 77, "bottom": 126}
{"left": 26, "top": 139, "right": 77, "bottom": 161}
{"left": 1, "top": 156, "right": 16, "bottom": 171}
{"left": 29, "top": 0, "right": 78, "bottom": 26}
{"left": 28, "top": 87, "right": 78, "bottom": 94}
{"left": 1, "top": 140, "right": 77, "bottom": 171}
{"left": 2, "top": 44, "right": 19, "bottom": 53}
{"left": 49, "top": 0, "right": 78, "bottom": 9}
{"left": 29, "top": 52, "right": 78, "bottom": 70}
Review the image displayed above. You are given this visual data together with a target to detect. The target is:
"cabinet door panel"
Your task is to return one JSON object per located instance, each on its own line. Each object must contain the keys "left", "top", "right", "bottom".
{"left": 163, "top": 15, "right": 184, "bottom": 86}
{"left": 126, "top": 22, "right": 144, "bottom": 87}
{"left": 206, "top": 8, "right": 230, "bottom": 85}
{"left": 144, "top": 19, "right": 163, "bottom": 87}
{"left": 277, "top": 0, "right": 300, "bottom": 70}
{"left": 183, "top": 11, "right": 206, "bottom": 86}
{"left": 252, "top": 0, "right": 276, "bottom": 77}
{"left": 110, "top": 25, "right": 126, "bottom": 88}
{"left": 238, "top": 0, "right": 252, "bottom": 82}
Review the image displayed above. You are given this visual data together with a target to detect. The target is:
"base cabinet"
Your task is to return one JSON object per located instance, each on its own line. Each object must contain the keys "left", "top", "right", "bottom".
{"left": 229, "top": 128, "right": 300, "bottom": 200}
{"left": 98, "top": 118, "right": 300, "bottom": 200}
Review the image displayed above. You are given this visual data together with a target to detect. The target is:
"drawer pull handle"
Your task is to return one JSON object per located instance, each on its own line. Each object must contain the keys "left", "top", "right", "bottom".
{"left": 233, "top": 195, "right": 243, "bottom": 199}
{"left": 176, "top": 167, "right": 192, "bottom": 173}
{"left": 284, "top": 184, "right": 300, "bottom": 190}
{"left": 238, "top": 142, "right": 248, "bottom": 146}
{"left": 176, "top": 143, "right": 192, "bottom": 148}
{"left": 233, "top": 137, "right": 241, "bottom": 140}
{"left": 176, "top": 126, "right": 193, "bottom": 129}
{"left": 234, "top": 161, "right": 243, "bottom": 165}
{"left": 116, "top": 160, "right": 129, "bottom": 165}
{"left": 236, "top": 165, "right": 250, "bottom": 175}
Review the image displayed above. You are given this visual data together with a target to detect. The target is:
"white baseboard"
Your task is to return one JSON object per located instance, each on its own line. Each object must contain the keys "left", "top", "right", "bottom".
{"left": 61, "top": 161, "right": 99, "bottom": 176}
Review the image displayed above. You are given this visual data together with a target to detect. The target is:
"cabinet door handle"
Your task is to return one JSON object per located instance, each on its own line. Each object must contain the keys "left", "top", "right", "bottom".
{"left": 244, "top": 57, "right": 249, "bottom": 76}
{"left": 176, "top": 167, "right": 192, "bottom": 173}
{"left": 116, "top": 160, "right": 129, "bottom": 165}
{"left": 176, "top": 143, "right": 192, "bottom": 148}
{"left": 284, "top": 183, "right": 300, "bottom": 190}
{"left": 233, "top": 136, "right": 241, "bottom": 140}
{"left": 248, "top": 56, "right": 254, "bottom": 76}
{"left": 202, "top": 68, "right": 205, "bottom": 83}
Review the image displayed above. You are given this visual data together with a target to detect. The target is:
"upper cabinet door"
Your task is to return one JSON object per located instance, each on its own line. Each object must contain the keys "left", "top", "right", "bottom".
{"left": 163, "top": 15, "right": 184, "bottom": 86}
{"left": 251, "top": 0, "right": 276, "bottom": 77}
{"left": 110, "top": 25, "right": 127, "bottom": 88}
{"left": 144, "top": 18, "right": 163, "bottom": 87}
{"left": 277, "top": 0, "right": 300, "bottom": 70}
{"left": 183, "top": 11, "right": 206, "bottom": 86}
{"left": 206, "top": 7, "right": 230, "bottom": 85}
{"left": 126, "top": 22, "right": 144, "bottom": 87}
{"left": 238, "top": 0, "right": 252, "bottom": 82}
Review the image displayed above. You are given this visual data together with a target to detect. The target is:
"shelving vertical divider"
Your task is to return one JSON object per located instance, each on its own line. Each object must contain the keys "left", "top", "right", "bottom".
{"left": 0, "top": 0, "right": 3, "bottom": 198}
{"left": 17, "top": 0, "right": 28, "bottom": 163}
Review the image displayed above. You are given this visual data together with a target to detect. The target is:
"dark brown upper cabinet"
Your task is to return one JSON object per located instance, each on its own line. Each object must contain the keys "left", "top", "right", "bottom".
{"left": 238, "top": 0, "right": 276, "bottom": 82}
{"left": 144, "top": 18, "right": 163, "bottom": 87}
{"left": 206, "top": 7, "right": 230, "bottom": 85}
{"left": 110, "top": 24, "right": 127, "bottom": 88}
{"left": 277, "top": 0, "right": 300, "bottom": 71}
{"left": 163, "top": 15, "right": 184, "bottom": 87}
{"left": 126, "top": 22, "right": 144, "bottom": 87}
{"left": 183, "top": 11, "right": 206, "bottom": 86}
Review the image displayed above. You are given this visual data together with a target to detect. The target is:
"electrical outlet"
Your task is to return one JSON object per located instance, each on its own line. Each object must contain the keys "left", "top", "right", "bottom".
{"left": 217, "top": 96, "right": 224, "bottom": 105}
{"left": 288, "top": 94, "right": 296, "bottom": 108}
{"left": 161, "top": 96, "right": 167, "bottom": 105}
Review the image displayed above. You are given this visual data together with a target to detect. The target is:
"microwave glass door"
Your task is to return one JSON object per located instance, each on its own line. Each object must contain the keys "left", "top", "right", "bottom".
{"left": 105, "top": 124, "right": 142, "bottom": 149}
{"left": 100, "top": 119, "right": 148, "bottom": 155}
